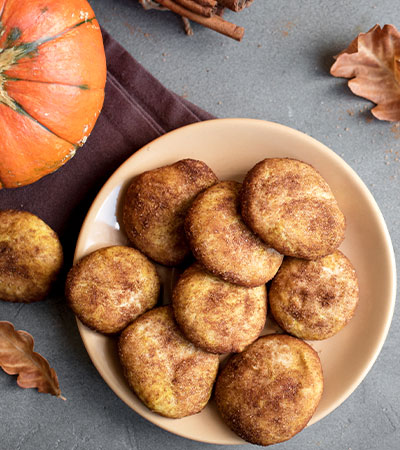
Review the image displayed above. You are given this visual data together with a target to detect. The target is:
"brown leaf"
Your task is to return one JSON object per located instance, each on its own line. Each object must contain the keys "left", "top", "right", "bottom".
{"left": 331, "top": 24, "right": 400, "bottom": 122}
{"left": 0, "top": 321, "right": 65, "bottom": 399}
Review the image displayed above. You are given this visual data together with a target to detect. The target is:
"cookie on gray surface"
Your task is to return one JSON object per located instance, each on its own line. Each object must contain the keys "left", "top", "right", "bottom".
{"left": 0, "top": 210, "right": 63, "bottom": 303}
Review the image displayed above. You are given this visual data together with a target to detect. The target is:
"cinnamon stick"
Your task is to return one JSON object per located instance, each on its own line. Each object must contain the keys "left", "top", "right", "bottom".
{"left": 174, "top": 0, "right": 216, "bottom": 17}
{"left": 139, "top": 0, "right": 168, "bottom": 10}
{"left": 156, "top": 0, "right": 244, "bottom": 41}
{"left": 216, "top": 5, "right": 225, "bottom": 16}
{"left": 196, "top": 0, "right": 218, "bottom": 7}
{"left": 217, "top": 0, "right": 253, "bottom": 12}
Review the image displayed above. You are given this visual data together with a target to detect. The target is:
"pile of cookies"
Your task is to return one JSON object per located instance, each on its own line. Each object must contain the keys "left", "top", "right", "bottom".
{"left": 65, "top": 158, "right": 359, "bottom": 446}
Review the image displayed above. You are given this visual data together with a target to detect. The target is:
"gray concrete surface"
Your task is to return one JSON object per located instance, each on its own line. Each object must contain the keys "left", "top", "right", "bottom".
{"left": 1, "top": 0, "right": 399, "bottom": 449}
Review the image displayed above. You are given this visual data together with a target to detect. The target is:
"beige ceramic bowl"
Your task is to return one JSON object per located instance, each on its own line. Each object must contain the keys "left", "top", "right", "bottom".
{"left": 74, "top": 118, "right": 396, "bottom": 445}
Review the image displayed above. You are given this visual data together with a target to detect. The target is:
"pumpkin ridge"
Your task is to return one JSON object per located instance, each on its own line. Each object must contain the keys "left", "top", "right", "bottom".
{"left": 1, "top": 5, "right": 92, "bottom": 49}
{"left": 7, "top": 94, "right": 78, "bottom": 147}
{"left": 2, "top": 16, "right": 96, "bottom": 53}
{"left": 3, "top": 76, "right": 96, "bottom": 91}
{"left": 0, "top": 20, "right": 97, "bottom": 82}
{"left": 0, "top": 17, "right": 97, "bottom": 128}
{"left": 5, "top": 78, "right": 105, "bottom": 143}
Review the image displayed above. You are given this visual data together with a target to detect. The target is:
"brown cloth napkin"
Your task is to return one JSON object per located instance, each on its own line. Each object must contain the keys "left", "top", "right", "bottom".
{"left": 0, "top": 29, "right": 213, "bottom": 263}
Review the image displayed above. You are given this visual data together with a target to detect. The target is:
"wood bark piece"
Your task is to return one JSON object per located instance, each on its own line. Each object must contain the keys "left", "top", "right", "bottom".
{"left": 156, "top": 0, "right": 244, "bottom": 40}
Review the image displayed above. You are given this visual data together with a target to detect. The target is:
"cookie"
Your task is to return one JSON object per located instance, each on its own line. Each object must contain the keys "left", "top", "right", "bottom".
{"left": 118, "top": 306, "right": 219, "bottom": 418}
{"left": 215, "top": 334, "right": 323, "bottom": 446}
{"left": 241, "top": 158, "right": 345, "bottom": 259}
{"left": 0, "top": 210, "right": 63, "bottom": 303}
{"left": 122, "top": 159, "right": 218, "bottom": 266}
{"left": 172, "top": 263, "right": 267, "bottom": 353}
{"left": 185, "top": 181, "right": 283, "bottom": 287}
{"left": 65, "top": 245, "right": 159, "bottom": 334}
{"left": 269, "top": 250, "right": 359, "bottom": 340}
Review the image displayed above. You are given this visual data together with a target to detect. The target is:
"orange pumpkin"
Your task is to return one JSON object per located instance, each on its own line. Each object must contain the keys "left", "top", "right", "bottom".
{"left": 0, "top": 0, "right": 106, "bottom": 188}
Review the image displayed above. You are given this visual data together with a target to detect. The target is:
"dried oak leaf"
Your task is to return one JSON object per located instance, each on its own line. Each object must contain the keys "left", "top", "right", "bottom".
{"left": 0, "top": 321, "right": 65, "bottom": 399}
{"left": 331, "top": 24, "right": 400, "bottom": 122}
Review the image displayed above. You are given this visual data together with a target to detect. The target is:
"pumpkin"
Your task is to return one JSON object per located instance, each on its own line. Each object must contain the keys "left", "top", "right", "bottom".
{"left": 0, "top": 0, "right": 106, "bottom": 188}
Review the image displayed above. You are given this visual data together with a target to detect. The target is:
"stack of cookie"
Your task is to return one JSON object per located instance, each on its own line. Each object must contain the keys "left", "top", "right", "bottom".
{"left": 65, "top": 157, "right": 359, "bottom": 446}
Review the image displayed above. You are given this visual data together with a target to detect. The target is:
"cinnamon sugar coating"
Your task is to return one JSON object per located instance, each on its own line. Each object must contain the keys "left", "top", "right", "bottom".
{"left": 118, "top": 306, "right": 219, "bottom": 418}
{"left": 65, "top": 246, "right": 159, "bottom": 334}
{"left": 0, "top": 210, "right": 63, "bottom": 303}
{"left": 122, "top": 159, "right": 218, "bottom": 266}
{"left": 241, "top": 158, "right": 346, "bottom": 259}
{"left": 215, "top": 334, "right": 323, "bottom": 446}
{"left": 172, "top": 263, "right": 267, "bottom": 353}
{"left": 185, "top": 181, "right": 283, "bottom": 287}
{"left": 269, "top": 251, "right": 359, "bottom": 340}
